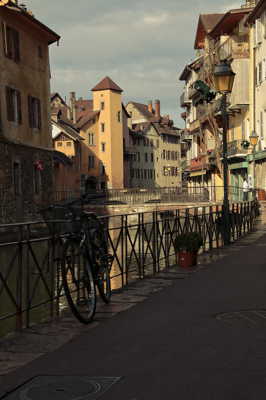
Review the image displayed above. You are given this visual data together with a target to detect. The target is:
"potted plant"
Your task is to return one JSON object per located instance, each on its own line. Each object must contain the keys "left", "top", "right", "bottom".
{"left": 241, "top": 140, "right": 250, "bottom": 149}
{"left": 173, "top": 232, "right": 203, "bottom": 268}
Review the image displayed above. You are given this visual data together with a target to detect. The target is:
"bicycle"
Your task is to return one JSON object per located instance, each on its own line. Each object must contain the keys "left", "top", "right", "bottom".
{"left": 41, "top": 195, "right": 113, "bottom": 324}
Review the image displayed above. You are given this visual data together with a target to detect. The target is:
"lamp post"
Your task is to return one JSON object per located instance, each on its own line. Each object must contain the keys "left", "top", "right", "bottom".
{"left": 213, "top": 61, "right": 236, "bottom": 245}
{"left": 249, "top": 130, "right": 259, "bottom": 200}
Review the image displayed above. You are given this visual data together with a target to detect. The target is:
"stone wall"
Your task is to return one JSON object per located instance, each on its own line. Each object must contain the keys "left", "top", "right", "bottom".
{"left": 0, "top": 139, "right": 54, "bottom": 223}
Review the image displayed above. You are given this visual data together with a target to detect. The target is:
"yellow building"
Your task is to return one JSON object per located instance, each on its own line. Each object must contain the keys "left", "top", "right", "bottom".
{"left": 0, "top": 1, "right": 60, "bottom": 222}
{"left": 65, "top": 77, "right": 125, "bottom": 191}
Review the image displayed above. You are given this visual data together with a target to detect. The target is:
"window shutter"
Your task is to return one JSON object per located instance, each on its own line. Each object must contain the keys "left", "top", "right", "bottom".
{"left": 28, "top": 95, "right": 33, "bottom": 128}
{"left": 37, "top": 99, "right": 41, "bottom": 129}
{"left": 2, "top": 22, "right": 7, "bottom": 56}
{"left": 17, "top": 90, "right": 22, "bottom": 124}
{"left": 13, "top": 29, "right": 20, "bottom": 62}
{"left": 5, "top": 86, "right": 13, "bottom": 121}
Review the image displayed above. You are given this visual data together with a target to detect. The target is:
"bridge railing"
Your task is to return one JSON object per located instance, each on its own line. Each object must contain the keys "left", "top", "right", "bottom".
{"left": 0, "top": 200, "right": 259, "bottom": 336}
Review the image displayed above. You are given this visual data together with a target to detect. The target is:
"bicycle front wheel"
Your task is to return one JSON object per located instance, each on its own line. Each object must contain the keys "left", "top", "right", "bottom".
{"left": 61, "top": 239, "right": 96, "bottom": 323}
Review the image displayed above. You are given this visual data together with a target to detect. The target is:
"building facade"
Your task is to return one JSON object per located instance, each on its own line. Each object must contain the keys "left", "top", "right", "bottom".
{"left": 0, "top": 1, "right": 60, "bottom": 222}
{"left": 247, "top": 0, "right": 266, "bottom": 195}
{"left": 179, "top": 1, "right": 256, "bottom": 202}
{"left": 126, "top": 101, "right": 181, "bottom": 188}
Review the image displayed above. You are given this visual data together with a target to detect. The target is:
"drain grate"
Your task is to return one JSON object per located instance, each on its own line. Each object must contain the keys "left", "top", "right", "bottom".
{"left": 1, "top": 376, "right": 122, "bottom": 400}
{"left": 216, "top": 309, "right": 266, "bottom": 327}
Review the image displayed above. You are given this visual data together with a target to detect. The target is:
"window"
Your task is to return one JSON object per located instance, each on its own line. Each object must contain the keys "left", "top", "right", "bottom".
{"left": 162, "top": 150, "right": 165, "bottom": 159}
{"left": 260, "top": 111, "right": 264, "bottom": 139}
{"left": 150, "top": 139, "right": 153, "bottom": 147}
{"left": 259, "top": 62, "right": 263, "bottom": 84}
{"left": 38, "top": 45, "right": 43, "bottom": 58}
{"left": 28, "top": 96, "right": 41, "bottom": 129}
{"left": 100, "top": 164, "right": 105, "bottom": 175}
{"left": 57, "top": 141, "right": 62, "bottom": 147}
{"left": 137, "top": 152, "right": 140, "bottom": 162}
{"left": 101, "top": 102, "right": 105, "bottom": 110}
{"left": 144, "top": 169, "right": 147, "bottom": 179}
{"left": 5, "top": 87, "right": 21, "bottom": 124}
{"left": 101, "top": 122, "right": 105, "bottom": 132}
{"left": 117, "top": 111, "right": 121, "bottom": 122}
{"left": 88, "top": 133, "right": 94, "bottom": 145}
{"left": 241, "top": 120, "right": 245, "bottom": 140}
{"left": 88, "top": 155, "right": 95, "bottom": 169}
{"left": 3, "top": 24, "right": 20, "bottom": 62}
{"left": 13, "top": 161, "right": 21, "bottom": 195}
{"left": 66, "top": 141, "right": 72, "bottom": 147}
{"left": 145, "top": 153, "right": 148, "bottom": 162}
{"left": 101, "top": 142, "right": 106, "bottom": 152}
{"left": 151, "top": 153, "right": 154, "bottom": 162}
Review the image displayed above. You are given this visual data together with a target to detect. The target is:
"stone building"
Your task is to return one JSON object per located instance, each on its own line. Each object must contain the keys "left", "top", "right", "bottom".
{"left": 0, "top": 1, "right": 60, "bottom": 222}
{"left": 126, "top": 101, "right": 181, "bottom": 188}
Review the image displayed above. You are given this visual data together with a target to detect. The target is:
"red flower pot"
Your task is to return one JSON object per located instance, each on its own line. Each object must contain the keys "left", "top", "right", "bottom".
{"left": 178, "top": 251, "right": 193, "bottom": 268}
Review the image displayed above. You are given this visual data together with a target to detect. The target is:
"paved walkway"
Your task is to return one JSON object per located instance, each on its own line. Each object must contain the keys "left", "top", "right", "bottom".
{"left": 1, "top": 225, "right": 266, "bottom": 399}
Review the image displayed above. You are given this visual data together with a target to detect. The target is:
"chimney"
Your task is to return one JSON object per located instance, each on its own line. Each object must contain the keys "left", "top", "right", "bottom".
{"left": 148, "top": 100, "right": 153, "bottom": 114}
{"left": 155, "top": 99, "right": 160, "bottom": 118}
{"left": 69, "top": 91, "right": 77, "bottom": 124}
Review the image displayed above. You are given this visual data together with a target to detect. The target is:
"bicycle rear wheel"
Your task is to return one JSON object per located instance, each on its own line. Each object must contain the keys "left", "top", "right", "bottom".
{"left": 61, "top": 239, "right": 96, "bottom": 323}
{"left": 87, "top": 215, "right": 112, "bottom": 303}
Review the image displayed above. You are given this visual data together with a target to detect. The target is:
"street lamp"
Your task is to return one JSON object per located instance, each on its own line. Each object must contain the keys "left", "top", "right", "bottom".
{"left": 213, "top": 61, "right": 236, "bottom": 245}
{"left": 249, "top": 130, "right": 259, "bottom": 200}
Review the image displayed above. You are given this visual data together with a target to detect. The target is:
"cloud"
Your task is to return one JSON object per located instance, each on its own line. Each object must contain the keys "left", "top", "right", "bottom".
{"left": 25, "top": 0, "right": 243, "bottom": 126}
{"left": 143, "top": 13, "right": 170, "bottom": 25}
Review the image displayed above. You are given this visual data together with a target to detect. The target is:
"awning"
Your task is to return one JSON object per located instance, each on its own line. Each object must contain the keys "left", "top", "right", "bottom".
{"left": 229, "top": 162, "right": 248, "bottom": 170}
{"left": 190, "top": 170, "right": 207, "bottom": 177}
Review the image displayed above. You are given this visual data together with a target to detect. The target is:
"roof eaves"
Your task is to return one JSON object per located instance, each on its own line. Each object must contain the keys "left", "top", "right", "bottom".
{"left": 246, "top": 0, "right": 266, "bottom": 24}
{"left": 5, "top": 4, "right": 60, "bottom": 44}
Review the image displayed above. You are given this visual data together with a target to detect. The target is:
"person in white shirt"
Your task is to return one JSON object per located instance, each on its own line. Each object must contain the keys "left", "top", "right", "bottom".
{"left": 243, "top": 178, "right": 249, "bottom": 202}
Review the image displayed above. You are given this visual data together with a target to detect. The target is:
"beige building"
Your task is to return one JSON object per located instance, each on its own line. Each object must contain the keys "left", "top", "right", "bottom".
{"left": 247, "top": 0, "right": 266, "bottom": 194}
{"left": 0, "top": 1, "right": 60, "bottom": 222}
{"left": 180, "top": 2, "right": 254, "bottom": 201}
{"left": 126, "top": 101, "right": 181, "bottom": 188}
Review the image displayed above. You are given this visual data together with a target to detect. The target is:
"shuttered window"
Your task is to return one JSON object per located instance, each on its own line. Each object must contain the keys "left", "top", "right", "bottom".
{"left": 13, "top": 161, "right": 21, "bottom": 195}
{"left": 28, "top": 96, "right": 41, "bottom": 129}
{"left": 2, "top": 23, "right": 20, "bottom": 62}
{"left": 5, "top": 86, "right": 22, "bottom": 124}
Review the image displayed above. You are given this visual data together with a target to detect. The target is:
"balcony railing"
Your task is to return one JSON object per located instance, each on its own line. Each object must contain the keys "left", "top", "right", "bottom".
{"left": 227, "top": 140, "right": 250, "bottom": 157}
{"left": 180, "top": 92, "right": 191, "bottom": 107}
{"left": 215, "top": 36, "right": 250, "bottom": 61}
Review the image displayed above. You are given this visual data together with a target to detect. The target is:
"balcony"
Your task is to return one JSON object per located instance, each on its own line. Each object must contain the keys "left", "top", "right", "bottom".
{"left": 180, "top": 92, "right": 191, "bottom": 107}
{"left": 190, "top": 155, "right": 208, "bottom": 171}
{"left": 196, "top": 98, "right": 222, "bottom": 121}
{"left": 215, "top": 36, "right": 250, "bottom": 61}
{"left": 227, "top": 140, "right": 250, "bottom": 158}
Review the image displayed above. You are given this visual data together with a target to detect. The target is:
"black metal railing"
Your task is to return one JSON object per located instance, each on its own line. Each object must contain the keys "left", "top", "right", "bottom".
{"left": 0, "top": 201, "right": 259, "bottom": 337}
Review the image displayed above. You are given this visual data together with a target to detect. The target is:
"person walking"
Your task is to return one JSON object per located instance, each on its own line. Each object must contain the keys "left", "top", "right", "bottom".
{"left": 243, "top": 178, "right": 249, "bottom": 202}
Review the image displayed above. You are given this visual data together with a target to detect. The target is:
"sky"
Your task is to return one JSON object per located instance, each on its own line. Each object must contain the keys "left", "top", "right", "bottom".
{"left": 25, "top": 0, "right": 242, "bottom": 127}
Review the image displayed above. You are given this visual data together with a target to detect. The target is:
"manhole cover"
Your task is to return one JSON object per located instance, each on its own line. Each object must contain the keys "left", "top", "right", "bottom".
{"left": 1, "top": 376, "right": 121, "bottom": 400}
{"left": 216, "top": 309, "right": 266, "bottom": 327}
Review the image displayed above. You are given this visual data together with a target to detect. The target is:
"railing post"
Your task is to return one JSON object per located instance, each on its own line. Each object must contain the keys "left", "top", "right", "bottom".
{"left": 16, "top": 225, "right": 23, "bottom": 331}
{"left": 152, "top": 211, "right": 158, "bottom": 274}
